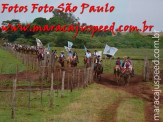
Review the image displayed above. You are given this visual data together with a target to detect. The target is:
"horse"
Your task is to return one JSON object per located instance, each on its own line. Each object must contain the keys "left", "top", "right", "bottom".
{"left": 37, "top": 53, "right": 44, "bottom": 61}
{"left": 94, "top": 63, "right": 103, "bottom": 81}
{"left": 71, "top": 56, "right": 79, "bottom": 67}
{"left": 84, "top": 56, "right": 91, "bottom": 68}
{"left": 59, "top": 57, "right": 65, "bottom": 67}
{"left": 114, "top": 65, "right": 121, "bottom": 85}
{"left": 67, "top": 57, "right": 72, "bottom": 67}
{"left": 123, "top": 68, "right": 131, "bottom": 86}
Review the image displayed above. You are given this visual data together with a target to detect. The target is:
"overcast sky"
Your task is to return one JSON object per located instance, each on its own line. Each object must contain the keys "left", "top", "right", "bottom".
{"left": 0, "top": 0, "right": 163, "bottom": 31}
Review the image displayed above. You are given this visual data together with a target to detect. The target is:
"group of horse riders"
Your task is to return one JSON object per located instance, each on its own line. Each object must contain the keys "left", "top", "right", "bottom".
{"left": 51, "top": 50, "right": 79, "bottom": 67}
{"left": 3, "top": 43, "right": 41, "bottom": 55}
{"left": 3, "top": 43, "right": 134, "bottom": 79}
{"left": 114, "top": 56, "right": 134, "bottom": 77}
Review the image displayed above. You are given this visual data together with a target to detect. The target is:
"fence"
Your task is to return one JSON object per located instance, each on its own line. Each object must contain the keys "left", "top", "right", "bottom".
{"left": 0, "top": 46, "right": 96, "bottom": 119}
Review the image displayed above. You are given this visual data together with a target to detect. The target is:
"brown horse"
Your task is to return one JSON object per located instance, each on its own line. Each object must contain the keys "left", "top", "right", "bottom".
{"left": 37, "top": 53, "right": 44, "bottom": 61}
{"left": 71, "top": 56, "right": 79, "bottom": 67}
{"left": 123, "top": 68, "right": 131, "bottom": 86}
{"left": 67, "top": 57, "right": 72, "bottom": 67}
{"left": 84, "top": 56, "right": 91, "bottom": 68}
{"left": 114, "top": 65, "right": 121, "bottom": 85}
{"left": 59, "top": 57, "right": 65, "bottom": 67}
{"left": 94, "top": 63, "right": 102, "bottom": 81}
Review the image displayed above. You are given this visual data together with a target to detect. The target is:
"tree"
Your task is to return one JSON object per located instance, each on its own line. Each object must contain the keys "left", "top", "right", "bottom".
{"left": 33, "top": 17, "right": 49, "bottom": 27}
{"left": 2, "top": 19, "right": 20, "bottom": 26}
{"left": 52, "top": 9, "right": 79, "bottom": 25}
{"left": 49, "top": 17, "right": 66, "bottom": 25}
{"left": 1, "top": 19, "right": 21, "bottom": 42}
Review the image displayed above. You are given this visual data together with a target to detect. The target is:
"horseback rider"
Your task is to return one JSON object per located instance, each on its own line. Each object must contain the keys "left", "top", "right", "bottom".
{"left": 59, "top": 51, "right": 65, "bottom": 67}
{"left": 51, "top": 50, "right": 58, "bottom": 61}
{"left": 60, "top": 51, "right": 65, "bottom": 58}
{"left": 68, "top": 50, "right": 73, "bottom": 59}
{"left": 70, "top": 51, "right": 79, "bottom": 67}
{"left": 127, "top": 57, "right": 134, "bottom": 77}
{"left": 85, "top": 50, "right": 91, "bottom": 63}
{"left": 72, "top": 51, "right": 79, "bottom": 62}
{"left": 94, "top": 55, "right": 103, "bottom": 73}
{"left": 122, "top": 57, "right": 134, "bottom": 77}
{"left": 114, "top": 57, "right": 122, "bottom": 74}
{"left": 93, "top": 50, "right": 98, "bottom": 56}
{"left": 86, "top": 50, "right": 91, "bottom": 58}
{"left": 37, "top": 47, "right": 44, "bottom": 60}
{"left": 52, "top": 50, "right": 58, "bottom": 57}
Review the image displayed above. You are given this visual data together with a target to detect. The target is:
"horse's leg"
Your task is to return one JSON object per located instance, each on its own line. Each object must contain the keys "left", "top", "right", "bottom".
{"left": 94, "top": 71, "right": 97, "bottom": 79}
{"left": 116, "top": 73, "right": 119, "bottom": 85}
{"left": 99, "top": 74, "right": 101, "bottom": 81}
{"left": 118, "top": 72, "right": 120, "bottom": 86}
{"left": 127, "top": 76, "right": 130, "bottom": 86}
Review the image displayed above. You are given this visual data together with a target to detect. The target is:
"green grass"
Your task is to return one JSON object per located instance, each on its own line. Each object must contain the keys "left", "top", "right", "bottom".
{"left": 0, "top": 83, "right": 134, "bottom": 122}
{"left": 0, "top": 87, "right": 82, "bottom": 122}
{"left": 0, "top": 48, "right": 27, "bottom": 74}
{"left": 117, "top": 98, "right": 145, "bottom": 122}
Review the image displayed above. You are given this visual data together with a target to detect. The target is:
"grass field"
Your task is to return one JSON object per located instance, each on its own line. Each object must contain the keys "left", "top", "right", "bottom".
{"left": 0, "top": 83, "right": 146, "bottom": 122}
{"left": 0, "top": 48, "right": 27, "bottom": 74}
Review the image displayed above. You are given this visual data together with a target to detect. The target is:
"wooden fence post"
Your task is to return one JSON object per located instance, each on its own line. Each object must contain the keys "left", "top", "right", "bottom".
{"left": 41, "top": 66, "right": 44, "bottom": 105}
{"left": 78, "top": 69, "right": 80, "bottom": 89}
{"left": 50, "top": 73, "right": 54, "bottom": 107}
{"left": 71, "top": 70, "right": 74, "bottom": 92}
{"left": 11, "top": 76, "right": 17, "bottom": 119}
{"left": 144, "top": 56, "right": 149, "bottom": 81}
{"left": 28, "top": 77, "right": 31, "bottom": 109}
{"left": 61, "top": 71, "right": 65, "bottom": 98}
{"left": 83, "top": 68, "right": 86, "bottom": 88}
{"left": 67, "top": 71, "right": 70, "bottom": 92}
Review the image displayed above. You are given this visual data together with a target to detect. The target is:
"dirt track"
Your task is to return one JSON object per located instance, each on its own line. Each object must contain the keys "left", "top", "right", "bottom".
{"left": 98, "top": 73, "right": 163, "bottom": 122}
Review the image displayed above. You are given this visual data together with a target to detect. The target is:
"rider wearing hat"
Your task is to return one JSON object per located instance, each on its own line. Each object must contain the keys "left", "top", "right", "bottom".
{"left": 86, "top": 50, "right": 91, "bottom": 58}
{"left": 122, "top": 57, "right": 134, "bottom": 77}
{"left": 84, "top": 50, "right": 92, "bottom": 64}
{"left": 60, "top": 51, "right": 65, "bottom": 58}
{"left": 94, "top": 55, "right": 103, "bottom": 73}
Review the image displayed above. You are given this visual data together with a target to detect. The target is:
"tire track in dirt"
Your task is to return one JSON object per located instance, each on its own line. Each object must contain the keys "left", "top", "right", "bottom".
{"left": 100, "top": 99, "right": 124, "bottom": 122}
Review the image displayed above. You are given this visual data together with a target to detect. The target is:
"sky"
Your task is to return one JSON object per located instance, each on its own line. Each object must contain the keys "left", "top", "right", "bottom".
{"left": 0, "top": 0, "right": 163, "bottom": 32}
